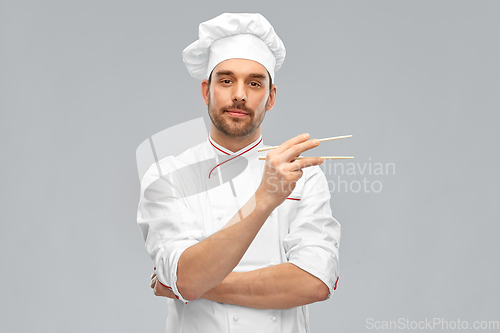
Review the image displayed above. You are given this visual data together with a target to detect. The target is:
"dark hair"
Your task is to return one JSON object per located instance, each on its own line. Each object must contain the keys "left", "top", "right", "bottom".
{"left": 208, "top": 69, "right": 273, "bottom": 92}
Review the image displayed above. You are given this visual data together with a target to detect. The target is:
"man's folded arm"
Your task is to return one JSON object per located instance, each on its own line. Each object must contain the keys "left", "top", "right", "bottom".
{"left": 199, "top": 262, "right": 329, "bottom": 309}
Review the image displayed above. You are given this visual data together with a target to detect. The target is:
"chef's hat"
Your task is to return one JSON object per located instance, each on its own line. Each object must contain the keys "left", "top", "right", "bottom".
{"left": 182, "top": 13, "right": 286, "bottom": 82}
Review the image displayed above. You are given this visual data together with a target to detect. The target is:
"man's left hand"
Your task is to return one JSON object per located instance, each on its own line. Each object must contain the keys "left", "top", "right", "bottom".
{"left": 150, "top": 270, "right": 178, "bottom": 299}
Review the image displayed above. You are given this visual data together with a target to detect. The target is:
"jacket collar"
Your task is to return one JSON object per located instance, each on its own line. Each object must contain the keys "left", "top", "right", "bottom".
{"left": 208, "top": 134, "right": 263, "bottom": 157}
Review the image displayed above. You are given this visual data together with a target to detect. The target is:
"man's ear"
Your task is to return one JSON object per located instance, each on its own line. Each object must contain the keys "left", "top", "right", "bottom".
{"left": 201, "top": 79, "right": 209, "bottom": 106}
{"left": 266, "top": 84, "right": 277, "bottom": 111}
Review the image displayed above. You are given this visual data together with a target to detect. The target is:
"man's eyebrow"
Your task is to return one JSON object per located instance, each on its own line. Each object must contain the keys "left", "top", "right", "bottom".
{"left": 249, "top": 73, "right": 268, "bottom": 81}
{"left": 214, "top": 71, "right": 268, "bottom": 81}
{"left": 214, "top": 70, "right": 234, "bottom": 77}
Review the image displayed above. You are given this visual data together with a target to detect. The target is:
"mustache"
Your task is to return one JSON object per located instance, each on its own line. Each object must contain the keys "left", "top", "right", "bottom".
{"left": 221, "top": 104, "right": 252, "bottom": 114}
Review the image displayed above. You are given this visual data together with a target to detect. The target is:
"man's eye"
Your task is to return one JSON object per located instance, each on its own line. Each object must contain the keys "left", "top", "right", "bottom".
{"left": 221, "top": 79, "right": 232, "bottom": 84}
{"left": 249, "top": 82, "right": 261, "bottom": 87}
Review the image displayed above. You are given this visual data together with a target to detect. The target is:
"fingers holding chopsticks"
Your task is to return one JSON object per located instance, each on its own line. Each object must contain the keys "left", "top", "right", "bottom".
{"left": 268, "top": 133, "right": 311, "bottom": 155}
{"left": 257, "top": 134, "right": 325, "bottom": 207}
{"left": 280, "top": 138, "right": 321, "bottom": 164}
{"left": 264, "top": 132, "right": 325, "bottom": 170}
{"left": 265, "top": 132, "right": 322, "bottom": 164}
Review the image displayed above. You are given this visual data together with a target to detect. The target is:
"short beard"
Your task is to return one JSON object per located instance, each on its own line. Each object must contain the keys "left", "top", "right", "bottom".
{"left": 207, "top": 94, "right": 269, "bottom": 139}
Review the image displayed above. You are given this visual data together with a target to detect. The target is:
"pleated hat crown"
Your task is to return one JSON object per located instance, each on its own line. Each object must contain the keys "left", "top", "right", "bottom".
{"left": 182, "top": 13, "right": 286, "bottom": 81}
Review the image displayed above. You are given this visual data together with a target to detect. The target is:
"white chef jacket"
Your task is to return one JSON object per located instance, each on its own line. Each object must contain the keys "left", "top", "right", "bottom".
{"left": 137, "top": 134, "right": 341, "bottom": 333}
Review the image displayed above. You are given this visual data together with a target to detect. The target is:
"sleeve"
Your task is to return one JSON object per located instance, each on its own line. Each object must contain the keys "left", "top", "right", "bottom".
{"left": 283, "top": 166, "right": 341, "bottom": 298}
{"left": 136, "top": 159, "right": 207, "bottom": 304}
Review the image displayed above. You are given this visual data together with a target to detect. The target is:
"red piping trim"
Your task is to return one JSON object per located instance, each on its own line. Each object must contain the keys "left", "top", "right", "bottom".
{"left": 209, "top": 139, "right": 231, "bottom": 155}
{"left": 208, "top": 137, "right": 263, "bottom": 178}
{"left": 158, "top": 281, "right": 172, "bottom": 290}
{"left": 286, "top": 197, "right": 301, "bottom": 201}
{"left": 334, "top": 276, "right": 339, "bottom": 290}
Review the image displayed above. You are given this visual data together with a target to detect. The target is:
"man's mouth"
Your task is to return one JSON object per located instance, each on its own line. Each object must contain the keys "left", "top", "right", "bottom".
{"left": 225, "top": 109, "right": 249, "bottom": 118}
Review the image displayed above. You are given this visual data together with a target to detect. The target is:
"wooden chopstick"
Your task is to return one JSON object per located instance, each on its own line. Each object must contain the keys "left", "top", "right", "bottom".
{"left": 258, "top": 156, "right": 354, "bottom": 160}
{"left": 257, "top": 134, "right": 352, "bottom": 152}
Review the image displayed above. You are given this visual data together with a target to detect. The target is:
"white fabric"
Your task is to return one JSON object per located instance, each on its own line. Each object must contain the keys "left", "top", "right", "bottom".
{"left": 182, "top": 13, "right": 286, "bottom": 81}
{"left": 207, "top": 34, "right": 277, "bottom": 81}
{"left": 137, "top": 134, "right": 341, "bottom": 333}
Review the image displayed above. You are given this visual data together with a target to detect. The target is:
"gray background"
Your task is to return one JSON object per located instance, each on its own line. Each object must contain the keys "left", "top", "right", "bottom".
{"left": 1, "top": 0, "right": 499, "bottom": 332}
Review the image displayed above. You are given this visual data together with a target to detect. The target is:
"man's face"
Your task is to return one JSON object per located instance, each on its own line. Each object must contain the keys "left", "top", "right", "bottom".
{"left": 203, "top": 58, "right": 276, "bottom": 139}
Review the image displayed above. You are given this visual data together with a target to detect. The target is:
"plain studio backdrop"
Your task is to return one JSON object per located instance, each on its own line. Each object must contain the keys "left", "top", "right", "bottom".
{"left": 1, "top": 1, "right": 498, "bottom": 332}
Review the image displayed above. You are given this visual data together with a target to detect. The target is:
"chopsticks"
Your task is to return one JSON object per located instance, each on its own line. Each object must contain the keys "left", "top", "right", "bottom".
{"left": 258, "top": 156, "right": 353, "bottom": 160}
{"left": 257, "top": 134, "right": 353, "bottom": 160}
{"left": 257, "top": 135, "right": 352, "bottom": 152}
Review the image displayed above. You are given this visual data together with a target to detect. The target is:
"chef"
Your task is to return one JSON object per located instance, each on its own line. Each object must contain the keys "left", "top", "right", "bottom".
{"left": 137, "top": 13, "right": 341, "bottom": 333}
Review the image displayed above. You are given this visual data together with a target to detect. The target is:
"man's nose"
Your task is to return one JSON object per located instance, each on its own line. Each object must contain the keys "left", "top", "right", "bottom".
{"left": 232, "top": 82, "right": 246, "bottom": 102}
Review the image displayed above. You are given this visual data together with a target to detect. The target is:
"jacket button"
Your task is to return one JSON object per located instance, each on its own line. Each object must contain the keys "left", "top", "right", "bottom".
{"left": 271, "top": 316, "right": 277, "bottom": 321}
{"left": 233, "top": 316, "right": 239, "bottom": 321}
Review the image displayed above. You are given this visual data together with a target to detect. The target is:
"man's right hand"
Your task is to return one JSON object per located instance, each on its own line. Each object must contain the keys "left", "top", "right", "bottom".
{"left": 257, "top": 133, "right": 323, "bottom": 208}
